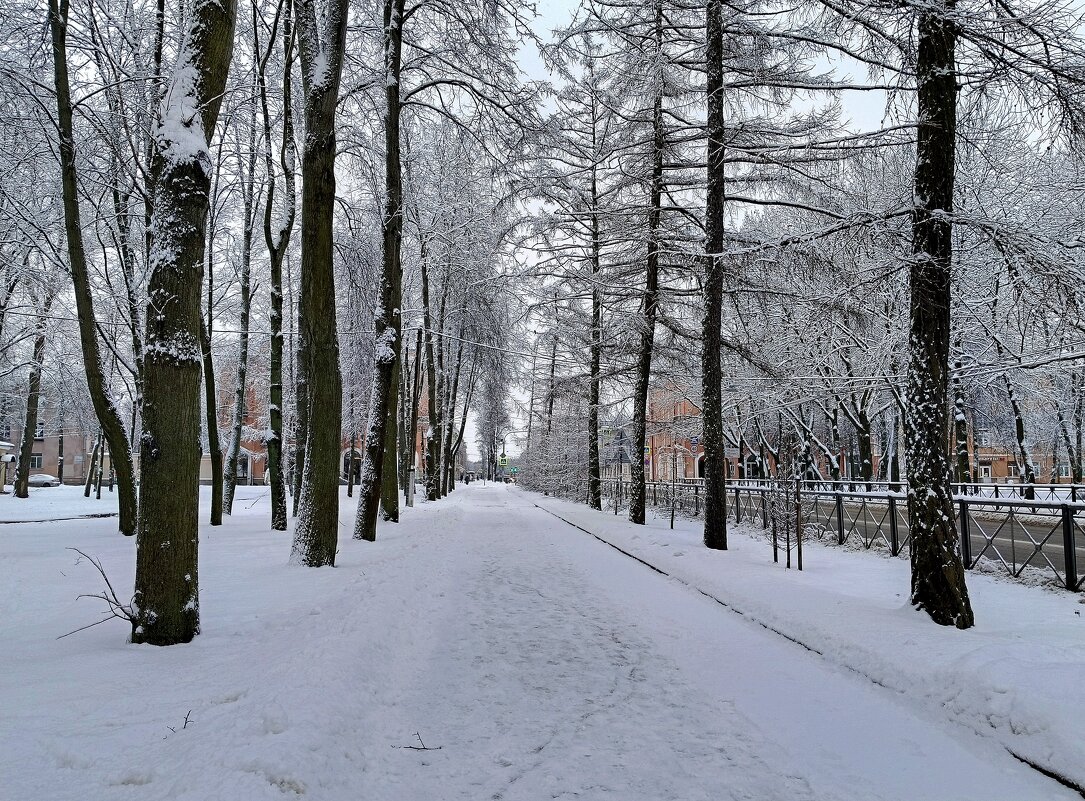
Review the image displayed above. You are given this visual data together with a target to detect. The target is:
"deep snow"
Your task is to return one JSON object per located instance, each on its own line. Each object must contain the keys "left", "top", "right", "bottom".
{"left": 0, "top": 482, "right": 1080, "bottom": 800}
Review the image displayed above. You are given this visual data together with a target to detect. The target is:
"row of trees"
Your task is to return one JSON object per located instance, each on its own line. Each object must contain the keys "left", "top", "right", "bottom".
{"left": 516, "top": 0, "right": 1085, "bottom": 629}
{"left": 6, "top": 0, "right": 1085, "bottom": 641}
{"left": 0, "top": 0, "right": 536, "bottom": 645}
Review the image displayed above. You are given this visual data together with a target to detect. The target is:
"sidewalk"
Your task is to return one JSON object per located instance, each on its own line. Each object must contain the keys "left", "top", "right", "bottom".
{"left": 527, "top": 488, "right": 1085, "bottom": 794}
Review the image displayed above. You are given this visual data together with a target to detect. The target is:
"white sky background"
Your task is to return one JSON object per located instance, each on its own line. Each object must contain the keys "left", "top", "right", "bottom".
{"left": 463, "top": 2, "right": 890, "bottom": 462}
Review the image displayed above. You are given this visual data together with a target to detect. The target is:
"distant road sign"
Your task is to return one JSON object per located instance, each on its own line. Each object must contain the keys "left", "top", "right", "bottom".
{"left": 510, "top": 467, "right": 519, "bottom": 474}
{"left": 690, "top": 436, "right": 699, "bottom": 446}
{"left": 644, "top": 446, "right": 651, "bottom": 454}
{"left": 498, "top": 456, "right": 509, "bottom": 466}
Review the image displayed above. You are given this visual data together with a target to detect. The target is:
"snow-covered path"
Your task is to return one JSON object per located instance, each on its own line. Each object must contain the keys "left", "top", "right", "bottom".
{"left": 0, "top": 482, "right": 1075, "bottom": 800}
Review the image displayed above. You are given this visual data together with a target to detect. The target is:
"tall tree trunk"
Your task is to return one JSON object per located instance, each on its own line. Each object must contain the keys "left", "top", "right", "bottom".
{"left": 587, "top": 139, "right": 603, "bottom": 510}
{"left": 628, "top": 59, "right": 662, "bottom": 526}
{"left": 702, "top": 0, "right": 727, "bottom": 547}
{"left": 419, "top": 240, "right": 441, "bottom": 501}
{"left": 223, "top": 99, "right": 259, "bottom": 515}
{"left": 258, "top": 0, "right": 296, "bottom": 531}
{"left": 48, "top": 0, "right": 138, "bottom": 535}
{"left": 290, "top": 0, "right": 349, "bottom": 565}
{"left": 407, "top": 328, "right": 424, "bottom": 489}
{"left": 133, "top": 0, "right": 237, "bottom": 645}
{"left": 905, "top": 3, "right": 973, "bottom": 630}
{"left": 202, "top": 134, "right": 226, "bottom": 527}
{"left": 354, "top": 0, "right": 406, "bottom": 542}
{"left": 200, "top": 318, "right": 223, "bottom": 525}
{"left": 15, "top": 300, "right": 51, "bottom": 498}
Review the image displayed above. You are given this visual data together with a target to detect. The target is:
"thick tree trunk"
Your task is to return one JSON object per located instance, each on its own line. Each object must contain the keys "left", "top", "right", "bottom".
{"left": 905, "top": 4, "right": 974, "bottom": 629}
{"left": 290, "top": 0, "right": 348, "bottom": 565}
{"left": 133, "top": 0, "right": 237, "bottom": 645}
{"left": 48, "top": 0, "right": 138, "bottom": 535}
{"left": 354, "top": 0, "right": 406, "bottom": 542}
{"left": 15, "top": 305, "right": 50, "bottom": 499}
{"left": 702, "top": 0, "right": 727, "bottom": 548}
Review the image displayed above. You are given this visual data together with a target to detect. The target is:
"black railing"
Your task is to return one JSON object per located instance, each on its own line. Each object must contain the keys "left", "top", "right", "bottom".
{"left": 599, "top": 478, "right": 1085, "bottom": 592}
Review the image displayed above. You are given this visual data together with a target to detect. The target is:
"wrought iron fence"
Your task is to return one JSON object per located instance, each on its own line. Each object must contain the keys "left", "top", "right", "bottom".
{"left": 599, "top": 478, "right": 1084, "bottom": 592}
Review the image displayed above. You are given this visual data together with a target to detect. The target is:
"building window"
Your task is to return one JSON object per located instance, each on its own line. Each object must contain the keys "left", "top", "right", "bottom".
{"left": 979, "top": 464, "right": 992, "bottom": 478}
{"left": 1058, "top": 463, "right": 1071, "bottom": 478}
{"left": 0, "top": 423, "right": 9, "bottom": 441}
{"left": 30, "top": 453, "right": 43, "bottom": 469}
{"left": 976, "top": 430, "right": 991, "bottom": 447}
{"left": 34, "top": 421, "right": 45, "bottom": 440}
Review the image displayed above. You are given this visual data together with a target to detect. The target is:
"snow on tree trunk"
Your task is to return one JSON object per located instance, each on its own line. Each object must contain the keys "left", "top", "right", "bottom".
{"left": 133, "top": 0, "right": 237, "bottom": 645}
{"left": 354, "top": 0, "right": 406, "bottom": 543}
{"left": 905, "top": 4, "right": 974, "bottom": 630}
{"left": 290, "top": 0, "right": 349, "bottom": 566}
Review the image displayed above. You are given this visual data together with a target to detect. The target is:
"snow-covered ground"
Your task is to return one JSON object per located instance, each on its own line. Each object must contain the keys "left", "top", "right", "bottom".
{"left": 0, "top": 484, "right": 122, "bottom": 523}
{"left": 1, "top": 482, "right": 1081, "bottom": 800}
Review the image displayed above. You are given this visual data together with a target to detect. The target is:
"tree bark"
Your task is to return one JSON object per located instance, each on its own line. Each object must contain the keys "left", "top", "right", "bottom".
{"left": 587, "top": 116, "right": 603, "bottom": 510}
{"left": 702, "top": 0, "right": 727, "bottom": 548}
{"left": 133, "top": 0, "right": 237, "bottom": 645}
{"left": 290, "top": 0, "right": 349, "bottom": 565}
{"left": 223, "top": 100, "right": 259, "bottom": 515}
{"left": 905, "top": 3, "right": 974, "bottom": 629}
{"left": 48, "top": 0, "right": 138, "bottom": 535}
{"left": 628, "top": 53, "right": 662, "bottom": 526}
{"left": 258, "top": 0, "right": 296, "bottom": 531}
{"left": 354, "top": 0, "right": 406, "bottom": 542}
{"left": 200, "top": 318, "right": 223, "bottom": 525}
{"left": 15, "top": 301, "right": 51, "bottom": 498}
{"left": 84, "top": 432, "right": 101, "bottom": 497}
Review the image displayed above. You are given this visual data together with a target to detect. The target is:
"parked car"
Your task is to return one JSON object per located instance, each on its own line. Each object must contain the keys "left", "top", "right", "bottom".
{"left": 27, "top": 474, "right": 60, "bottom": 487}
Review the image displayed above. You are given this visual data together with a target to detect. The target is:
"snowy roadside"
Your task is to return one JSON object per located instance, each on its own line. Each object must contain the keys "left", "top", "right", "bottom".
{"left": 526, "top": 488, "right": 1085, "bottom": 792}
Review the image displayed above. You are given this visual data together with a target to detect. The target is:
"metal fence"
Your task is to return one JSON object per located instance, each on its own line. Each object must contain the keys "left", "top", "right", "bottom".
{"left": 600, "top": 478, "right": 1084, "bottom": 592}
